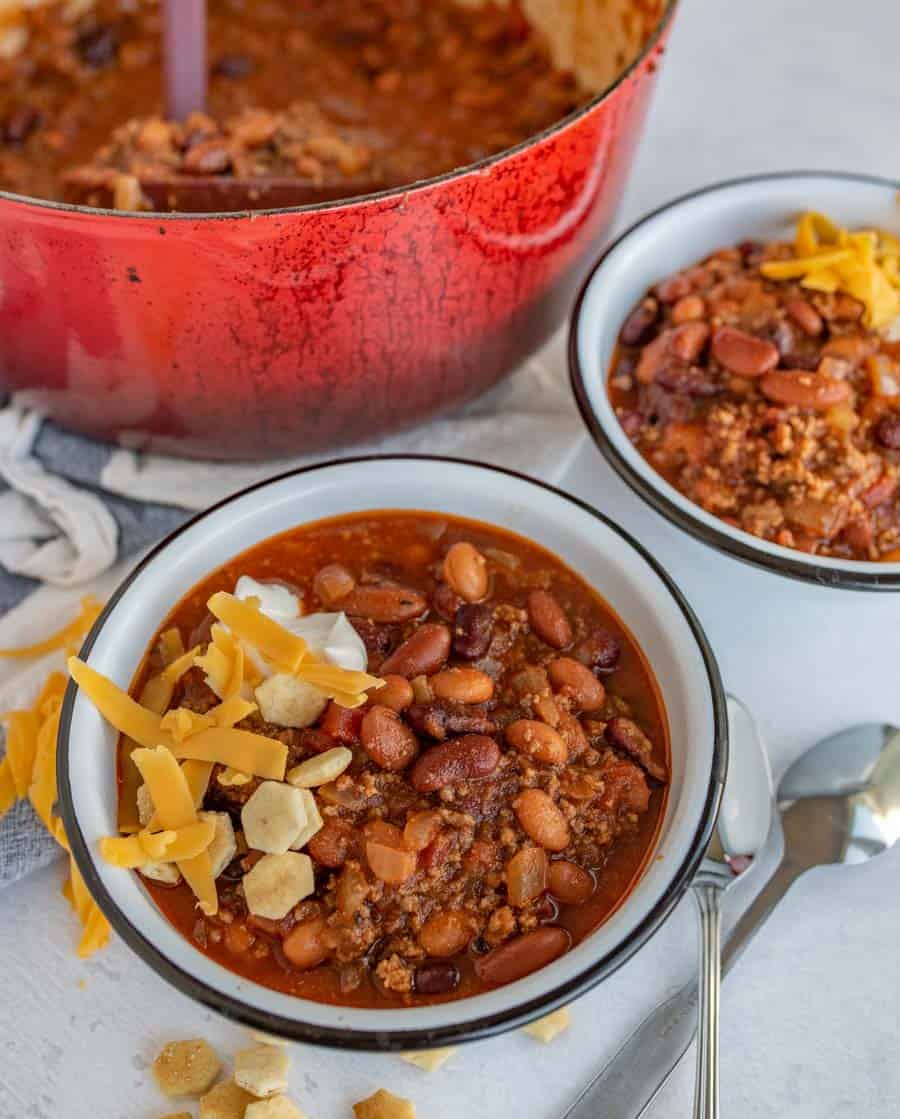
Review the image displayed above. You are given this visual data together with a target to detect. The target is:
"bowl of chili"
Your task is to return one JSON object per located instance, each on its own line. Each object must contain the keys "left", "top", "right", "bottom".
{"left": 0, "top": 0, "right": 675, "bottom": 460}
{"left": 57, "top": 455, "right": 726, "bottom": 1049}
{"left": 570, "top": 170, "right": 900, "bottom": 589}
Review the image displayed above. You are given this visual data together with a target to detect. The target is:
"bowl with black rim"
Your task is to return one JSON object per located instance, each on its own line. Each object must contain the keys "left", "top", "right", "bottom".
{"left": 569, "top": 170, "right": 900, "bottom": 591}
{"left": 57, "top": 455, "right": 726, "bottom": 1050}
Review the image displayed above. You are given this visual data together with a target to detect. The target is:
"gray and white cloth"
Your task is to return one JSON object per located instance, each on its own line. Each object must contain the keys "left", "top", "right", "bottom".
{"left": 0, "top": 332, "right": 585, "bottom": 886}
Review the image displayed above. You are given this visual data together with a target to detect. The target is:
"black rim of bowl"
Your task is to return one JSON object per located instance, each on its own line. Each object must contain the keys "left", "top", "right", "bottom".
{"left": 0, "top": 1, "right": 678, "bottom": 222}
{"left": 568, "top": 169, "right": 900, "bottom": 592}
{"left": 57, "top": 453, "right": 727, "bottom": 1051}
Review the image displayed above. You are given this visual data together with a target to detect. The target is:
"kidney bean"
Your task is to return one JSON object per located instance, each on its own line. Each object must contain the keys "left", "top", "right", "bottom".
{"left": 474, "top": 927, "right": 569, "bottom": 987}
{"left": 360, "top": 705, "right": 419, "bottom": 771}
{"left": 374, "top": 674, "right": 414, "bottom": 713}
{"left": 711, "top": 326, "right": 779, "bottom": 377}
{"left": 283, "top": 917, "right": 329, "bottom": 970}
{"left": 340, "top": 584, "right": 427, "bottom": 622}
{"left": 527, "top": 590, "right": 572, "bottom": 649}
{"left": 506, "top": 845, "right": 549, "bottom": 907}
{"left": 419, "top": 910, "right": 473, "bottom": 957}
{"left": 671, "top": 295, "right": 705, "bottom": 324}
{"left": 183, "top": 139, "right": 233, "bottom": 175}
{"left": 620, "top": 297, "right": 659, "bottom": 345}
{"left": 313, "top": 563, "right": 355, "bottom": 606}
{"left": 547, "top": 657, "right": 605, "bottom": 711}
{"left": 548, "top": 860, "right": 595, "bottom": 905}
{"left": 320, "top": 701, "right": 363, "bottom": 743}
{"left": 432, "top": 667, "right": 494, "bottom": 704}
{"left": 443, "top": 541, "right": 489, "bottom": 602}
{"left": 573, "top": 628, "right": 621, "bottom": 673}
{"left": 635, "top": 331, "right": 671, "bottom": 385}
{"left": 415, "top": 961, "right": 461, "bottom": 995}
{"left": 671, "top": 322, "right": 709, "bottom": 362}
{"left": 760, "top": 370, "right": 850, "bottom": 410}
{"left": 876, "top": 414, "right": 900, "bottom": 450}
{"left": 505, "top": 719, "right": 568, "bottom": 765}
{"left": 514, "top": 789, "right": 570, "bottom": 851}
{"left": 3, "top": 105, "right": 41, "bottom": 146}
{"left": 605, "top": 716, "right": 667, "bottom": 781}
{"left": 406, "top": 701, "right": 497, "bottom": 740}
{"left": 308, "top": 819, "right": 355, "bottom": 868}
{"left": 452, "top": 603, "right": 493, "bottom": 660}
{"left": 214, "top": 51, "right": 256, "bottom": 77}
{"left": 432, "top": 582, "right": 463, "bottom": 621}
{"left": 655, "top": 363, "right": 719, "bottom": 397}
{"left": 786, "top": 299, "right": 823, "bottom": 337}
{"left": 77, "top": 24, "right": 119, "bottom": 67}
{"left": 409, "top": 734, "right": 500, "bottom": 792}
{"left": 380, "top": 623, "right": 451, "bottom": 676}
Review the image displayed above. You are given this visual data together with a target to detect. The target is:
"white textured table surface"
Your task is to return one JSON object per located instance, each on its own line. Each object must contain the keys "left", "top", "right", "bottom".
{"left": 2, "top": 0, "right": 900, "bottom": 1116}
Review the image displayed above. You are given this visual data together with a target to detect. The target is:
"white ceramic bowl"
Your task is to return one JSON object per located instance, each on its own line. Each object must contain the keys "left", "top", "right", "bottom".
{"left": 570, "top": 171, "right": 900, "bottom": 590}
{"left": 57, "top": 456, "right": 726, "bottom": 1050}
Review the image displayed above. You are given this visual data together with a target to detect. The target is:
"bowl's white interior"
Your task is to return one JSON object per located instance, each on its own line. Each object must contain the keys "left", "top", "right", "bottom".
{"left": 575, "top": 173, "right": 900, "bottom": 576}
{"left": 65, "top": 458, "right": 718, "bottom": 1037}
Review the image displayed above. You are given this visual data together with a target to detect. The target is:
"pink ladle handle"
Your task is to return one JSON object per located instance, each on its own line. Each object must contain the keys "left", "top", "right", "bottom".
{"left": 163, "top": 0, "right": 208, "bottom": 121}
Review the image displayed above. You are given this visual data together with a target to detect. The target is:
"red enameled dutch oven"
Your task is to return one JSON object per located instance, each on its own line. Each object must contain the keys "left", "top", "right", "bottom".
{"left": 0, "top": 2, "right": 675, "bottom": 461}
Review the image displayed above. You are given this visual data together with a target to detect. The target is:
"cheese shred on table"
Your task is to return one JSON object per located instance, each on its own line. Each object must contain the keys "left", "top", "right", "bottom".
{"left": 0, "top": 598, "right": 110, "bottom": 958}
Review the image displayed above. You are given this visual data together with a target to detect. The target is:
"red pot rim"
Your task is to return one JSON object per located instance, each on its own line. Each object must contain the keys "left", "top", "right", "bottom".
{"left": 0, "top": 0, "right": 677, "bottom": 223}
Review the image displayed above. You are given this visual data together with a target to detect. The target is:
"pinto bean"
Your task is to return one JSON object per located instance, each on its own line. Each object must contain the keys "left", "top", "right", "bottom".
{"left": 505, "top": 846, "right": 549, "bottom": 907}
{"left": 548, "top": 860, "right": 594, "bottom": 905}
{"left": 432, "top": 667, "right": 494, "bottom": 704}
{"left": 418, "top": 910, "right": 473, "bottom": 957}
{"left": 443, "top": 541, "right": 489, "bottom": 602}
{"left": 620, "top": 297, "right": 660, "bottom": 345}
{"left": 514, "top": 789, "right": 570, "bottom": 851}
{"left": 283, "top": 917, "right": 330, "bottom": 970}
{"left": 760, "top": 370, "right": 851, "bottom": 410}
{"left": 671, "top": 295, "right": 705, "bottom": 324}
{"left": 635, "top": 331, "right": 671, "bottom": 385}
{"left": 605, "top": 715, "right": 667, "bottom": 781}
{"left": 403, "top": 809, "right": 442, "bottom": 852}
{"left": 409, "top": 734, "right": 500, "bottom": 792}
{"left": 313, "top": 563, "right": 355, "bottom": 606}
{"left": 375, "top": 674, "right": 414, "bottom": 713}
{"left": 547, "top": 658, "right": 606, "bottom": 711}
{"left": 505, "top": 719, "right": 568, "bottom": 765}
{"left": 474, "top": 927, "right": 569, "bottom": 986}
{"left": 573, "top": 627, "right": 621, "bottom": 673}
{"left": 711, "top": 326, "right": 779, "bottom": 376}
{"left": 452, "top": 603, "right": 493, "bottom": 660}
{"left": 340, "top": 584, "right": 427, "bottom": 622}
{"left": 415, "top": 961, "right": 460, "bottom": 995}
{"left": 360, "top": 705, "right": 419, "bottom": 771}
{"left": 366, "top": 840, "right": 417, "bottom": 885}
{"left": 380, "top": 623, "right": 451, "bottom": 676}
{"left": 671, "top": 322, "right": 710, "bottom": 362}
{"left": 527, "top": 590, "right": 572, "bottom": 649}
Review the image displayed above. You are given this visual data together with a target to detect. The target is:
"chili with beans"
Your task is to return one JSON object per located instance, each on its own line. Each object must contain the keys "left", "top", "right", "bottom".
{"left": 0, "top": 0, "right": 588, "bottom": 210}
{"left": 609, "top": 240, "right": 900, "bottom": 560}
{"left": 129, "top": 512, "right": 669, "bottom": 1008}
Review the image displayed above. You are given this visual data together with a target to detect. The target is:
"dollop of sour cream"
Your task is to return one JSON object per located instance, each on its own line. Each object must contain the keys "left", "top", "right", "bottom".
{"left": 233, "top": 575, "right": 367, "bottom": 674}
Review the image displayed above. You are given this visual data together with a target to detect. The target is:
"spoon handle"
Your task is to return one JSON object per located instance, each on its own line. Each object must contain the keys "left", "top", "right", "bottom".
{"left": 692, "top": 883, "right": 724, "bottom": 1119}
{"left": 560, "top": 857, "right": 804, "bottom": 1119}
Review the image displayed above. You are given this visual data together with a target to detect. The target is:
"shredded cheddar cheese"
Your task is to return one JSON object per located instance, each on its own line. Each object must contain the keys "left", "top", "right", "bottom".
{"left": 0, "top": 603, "right": 110, "bottom": 958}
{"left": 207, "top": 593, "right": 309, "bottom": 675}
{"left": 760, "top": 210, "right": 900, "bottom": 328}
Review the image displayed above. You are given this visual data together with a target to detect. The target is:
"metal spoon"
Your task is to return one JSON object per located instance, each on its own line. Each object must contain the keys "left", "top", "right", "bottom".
{"left": 690, "top": 696, "right": 773, "bottom": 1119}
{"left": 563, "top": 717, "right": 900, "bottom": 1119}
